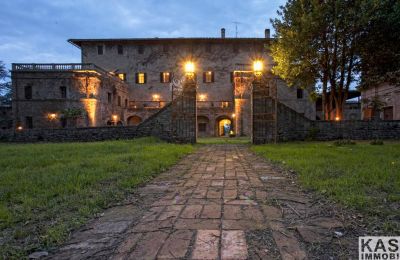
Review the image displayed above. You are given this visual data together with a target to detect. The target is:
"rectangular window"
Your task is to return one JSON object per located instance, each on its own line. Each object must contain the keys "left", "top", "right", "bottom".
{"left": 163, "top": 44, "right": 169, "bottom": 53}
{"left": 60, "top": 86, "right": 67, "bottom": 99}
{"left": 138, "top": 45, "right": 144, "bottom": 54}
{"left": 117, "top": 45, "right": 123, "bottom": 55}
{"left": 25, "top": 116, "right": 33, "bottom": 129}
{"left": 108, "top": 92, "right": 112, "bottom": 104}
{"left": 117, "top": 73, "right": 126, "bottom": 81}
{"left": 97, "top": 45, "right": 103, "bottom": 55}
{"left": 383, "top": 106, "right": 393, "bottom": 120}
{"left": 221, "top": 102, "right": 229, "bottom": 108}
{"left": 160, "top": 72, "right": 171, "bottom": 83}
{"left": 297, "top": 88, "right": 303, "bottom": 99}
{"left": 203, "top": 71, "right": 214, "bottom": 83}
{"left": 24, "top": 85, "right": 32, "bottom": 100}
{"left": 206, "top": 44, "right": 212, "bottom": 53}
{"left": 125, "top": 99, "right": 128, "bottom": 108}
{"left": 136, "top": 73, "right": 146, "bottom": 84}
{"left": 198, "top": 123, "right": 207, "bottom": 132}
{"left": 118, "top": 96, "right": 121, "bottom": 106}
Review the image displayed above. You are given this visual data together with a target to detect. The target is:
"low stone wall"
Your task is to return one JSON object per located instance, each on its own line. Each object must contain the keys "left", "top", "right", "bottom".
{"left": 0, "top": 126, "right": 138, "bottom": 142}
{"left": 0, "top": 101, "right": 174, "bottom": 143}
{"left": 312, "top": 120, "right": 400, "bottom": 140}
{"left": 277, "top": 102, "right": 400, "bottom": 141}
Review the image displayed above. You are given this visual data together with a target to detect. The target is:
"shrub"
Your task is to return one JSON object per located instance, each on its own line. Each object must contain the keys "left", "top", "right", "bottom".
{"left": 333, "top": 139, "right": 356, "bottom": 146}
{"left": 370, "top": 139, "right": 384, "bottom": 145}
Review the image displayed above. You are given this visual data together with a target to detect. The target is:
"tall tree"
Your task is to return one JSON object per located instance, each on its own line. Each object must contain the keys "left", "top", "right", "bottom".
{"left": 358, "top": 0, "right": 400, "bottom": 89}
{"left": 0, "top": 61, "right": 11, "bottom": 106}
{"left": 271, "top": 0, "right": 363, "bottom": 120}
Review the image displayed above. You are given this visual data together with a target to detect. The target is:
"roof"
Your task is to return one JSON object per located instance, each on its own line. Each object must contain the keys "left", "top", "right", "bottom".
{"left": 68, "top": 37, "right": 272, "bottom": 48}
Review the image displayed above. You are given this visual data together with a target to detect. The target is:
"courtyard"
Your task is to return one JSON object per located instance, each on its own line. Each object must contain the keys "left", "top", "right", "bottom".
{"left": 0, "top": 138, "right": 399, "bottom": 258}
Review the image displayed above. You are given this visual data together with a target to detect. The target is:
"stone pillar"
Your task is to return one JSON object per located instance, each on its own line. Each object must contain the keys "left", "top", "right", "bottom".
{"left": 252, "top": 75, "right": 277, "bottom": 144}
{"left": 170, "top": 76, "right": 197, "bottom": 143}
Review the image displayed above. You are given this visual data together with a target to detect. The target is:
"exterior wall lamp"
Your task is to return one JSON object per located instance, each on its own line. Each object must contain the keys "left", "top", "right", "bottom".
{"left": 112, "top": 114, "right": 118, "bottom": 122}
{"left": 184, "top": 61, "right": 195, "bottom": 81}
{"left": 48, "top": 113, "right": 57, "bottom": 121}
{"left": 253, "top": 60, "right": 263, "bottom": 76}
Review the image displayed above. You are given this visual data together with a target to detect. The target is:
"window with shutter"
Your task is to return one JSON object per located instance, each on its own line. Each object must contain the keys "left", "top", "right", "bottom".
{"left": 137, "top": 73, "right": 146, "bottom": 84}
{"left": 97, "top": 45, "right": 103, "bottom": 55}
{"left": 25, "top": 85, "right": 32, "bottom": 100}
{"left": 204, "top": 71, "right": 214, "bottom": 83}
{"left": 117, "top": 45, "right": 123, "bottom": 55}
{"left": 161, "top": 72, "right": 171, "bottom": 83}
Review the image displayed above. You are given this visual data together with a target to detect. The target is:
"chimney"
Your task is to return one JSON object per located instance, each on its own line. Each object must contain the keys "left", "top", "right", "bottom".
{"left": 221, "top": 28, "right": 226, "bottom": 38}
{"left": 265, "top": 28, "right": 270, "bottom": 39}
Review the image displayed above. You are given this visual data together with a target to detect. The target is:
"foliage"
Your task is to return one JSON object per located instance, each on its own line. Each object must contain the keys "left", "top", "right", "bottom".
{"left": 362, "top": 95, "right": 386, "bottom": 111}
{"left": 61, "top": 108, "right": 86, "bottom": 118}
{"left": 370, "top": 139, "right": 384, "bottom": 145}
{"left": 252, "top": 141, "right": 400, "bottom": 233}
{"left": 333, "top": 139, "right": 356, "bottom": 146}
{"left": 270, "top": 0, "right": 399, "bottom": 120}
{"left": 0, "top": 61, "right": 11, "bottom": 106}
{"left": 0, "top": 138, "right": 194, "bottom": 258}
{"left": 358, "top": 0, "right": 400, "bottom": 89}
{"left": 306, "top": 127, "right": 320, "bottom": 141}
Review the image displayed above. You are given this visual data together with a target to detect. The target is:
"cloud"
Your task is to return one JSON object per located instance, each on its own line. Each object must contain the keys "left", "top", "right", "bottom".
{"left": 0, "top": 0, "right": 285, "bottom": 69}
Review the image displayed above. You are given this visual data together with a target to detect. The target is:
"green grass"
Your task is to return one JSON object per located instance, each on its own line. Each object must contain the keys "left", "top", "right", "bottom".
{"left": 197, "top": 136, "right": 251, "bottom": 144}
{"left": 0, "top": 137, "right": 194, "bottom": 258}
{"left": 252, "top": 141, "right": 400, "bottom": 231}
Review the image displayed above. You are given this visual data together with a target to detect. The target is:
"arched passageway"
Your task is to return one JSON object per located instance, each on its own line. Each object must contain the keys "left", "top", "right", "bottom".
{"left": 127, "top": 115, "right": 142, "bottom": 126}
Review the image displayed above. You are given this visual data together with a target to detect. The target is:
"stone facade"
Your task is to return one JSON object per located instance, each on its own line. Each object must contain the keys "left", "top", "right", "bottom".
{"left": 70, "top": 33, "right": 316, "bottom": 136}
{"left": 361, "top": 83, "right": 400, "bottom": 120}
{"left": 10, "top": 31, "right": 317, "bottom": 138}
{"left": 11, "top": 64, "right": 129, "bottom": 129}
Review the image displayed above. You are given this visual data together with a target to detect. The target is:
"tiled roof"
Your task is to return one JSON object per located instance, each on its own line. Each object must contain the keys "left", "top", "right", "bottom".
{"left": 68, "top": 37, "right": 272, "bottom": 48}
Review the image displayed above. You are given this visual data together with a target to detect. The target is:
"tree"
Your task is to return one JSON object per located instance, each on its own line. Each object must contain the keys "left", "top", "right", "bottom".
{"left": 358, "top": 0, "right": 400, "bottom": 89}
{"left": 0, "top": 61, "right": 11, "bottom": 106}
{"left": 271, "top": 0, "right": 363, "bottom": 120}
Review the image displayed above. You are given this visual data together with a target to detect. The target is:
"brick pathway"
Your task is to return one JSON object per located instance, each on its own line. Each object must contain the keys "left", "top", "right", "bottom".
{"left": 50, "top": 145, "right": 354, "bottom": 260}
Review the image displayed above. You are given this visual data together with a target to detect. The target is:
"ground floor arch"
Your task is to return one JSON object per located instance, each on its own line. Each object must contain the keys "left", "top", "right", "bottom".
{"left": 215, "top": 116, "right": 233, "bottom": 136}
{"left": 127, "top": 115, "right": 142, "bottom": 126}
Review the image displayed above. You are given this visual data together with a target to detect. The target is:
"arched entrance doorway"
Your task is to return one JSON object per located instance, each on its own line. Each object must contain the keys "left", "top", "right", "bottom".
{"left": 127, "top": 115, "right": 142, "bottom": 126}
{"left": 216, "top": 117, "right": 232, "bottom": 136}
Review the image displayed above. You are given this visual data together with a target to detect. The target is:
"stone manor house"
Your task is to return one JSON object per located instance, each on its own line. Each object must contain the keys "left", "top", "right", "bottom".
{"left": 11, "top": 28, "right": 316, "bottom": 137}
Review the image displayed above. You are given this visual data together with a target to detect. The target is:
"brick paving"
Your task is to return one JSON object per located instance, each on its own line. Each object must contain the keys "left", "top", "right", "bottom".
{"left": 50, "top": 145, "right": 352, "bottom": 260}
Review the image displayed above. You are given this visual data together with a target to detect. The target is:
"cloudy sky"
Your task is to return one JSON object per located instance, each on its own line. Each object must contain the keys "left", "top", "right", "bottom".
{"left": 0, "top": 0, "right": 285, "bottom": 69}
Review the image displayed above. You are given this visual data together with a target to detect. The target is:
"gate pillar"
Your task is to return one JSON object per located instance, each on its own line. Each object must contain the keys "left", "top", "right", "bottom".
{"left": 171, "top": 74, "right": 197, "bottom": 143}
{"left": 251, "top": 73, "right": 277, "bottom": 144}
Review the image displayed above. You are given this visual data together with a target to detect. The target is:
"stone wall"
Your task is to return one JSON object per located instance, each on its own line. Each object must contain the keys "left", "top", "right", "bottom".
{"left": 312, "top": 120, "right": 400, "bottom": 140}
{"left": 0, "top": 126, "right": 138, "bottom": 142}
{"left": 276, "top": 102, "right": 400, "bottom": 141}
{"left": 277, "top": 102, "right": 312, "bottom": 141}
{"left": 0, "top": 98, "right": 182, "bottom": 143}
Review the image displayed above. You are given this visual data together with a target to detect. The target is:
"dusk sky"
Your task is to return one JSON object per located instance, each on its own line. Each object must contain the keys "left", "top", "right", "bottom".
{"left": 0, "top": 0, "right": 285, "bottom": 70}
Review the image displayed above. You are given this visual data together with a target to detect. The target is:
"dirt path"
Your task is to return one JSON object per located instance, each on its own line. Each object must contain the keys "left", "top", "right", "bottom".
{"left": 49, "top": 145, "right": 358, "bottom": 259}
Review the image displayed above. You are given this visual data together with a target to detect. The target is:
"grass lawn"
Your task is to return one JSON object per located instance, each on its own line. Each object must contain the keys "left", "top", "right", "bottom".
{"left": 0, "top": 137, "right": 193, "bottom": 258}
{"left": 252, "top": 141, "right": 400, "bottom": 231}
{"left": 197, "top": 136, "right": 251, "bottom": 144}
